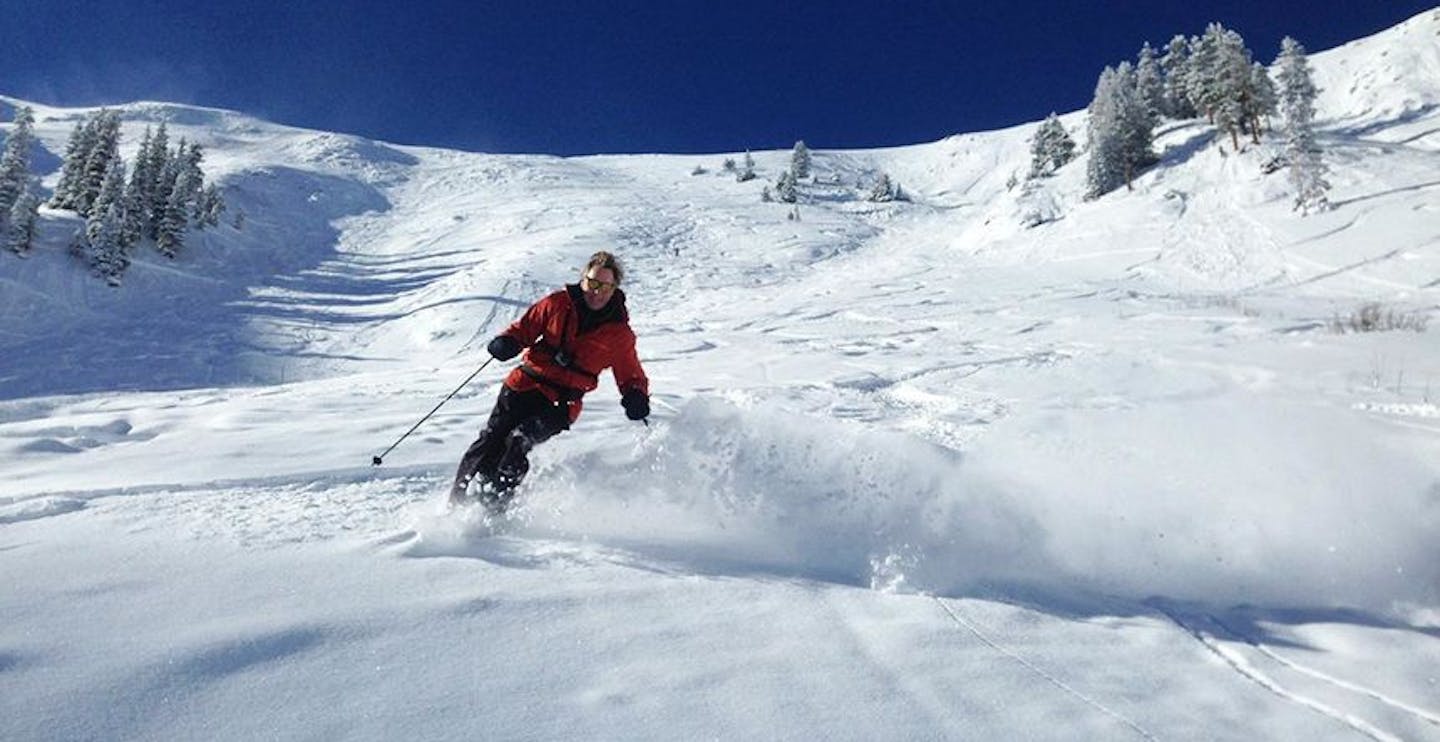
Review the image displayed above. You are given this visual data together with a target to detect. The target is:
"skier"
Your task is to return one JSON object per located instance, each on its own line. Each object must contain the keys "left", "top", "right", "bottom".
{"left": 449, "top": 251, "right": 651, "bottom": 511}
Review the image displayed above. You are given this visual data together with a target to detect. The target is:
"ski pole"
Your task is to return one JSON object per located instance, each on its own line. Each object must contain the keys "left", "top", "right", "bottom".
{"left": 372, "top": 357, "right": 495, "bottom": 466}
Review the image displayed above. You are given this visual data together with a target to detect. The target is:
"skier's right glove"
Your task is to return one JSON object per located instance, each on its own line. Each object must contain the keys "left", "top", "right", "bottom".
{"left": 487, "top": 335, "right": 521, "bottom": 361}
{"left": 621, "top": 388, "right": 650, "bottom": 421}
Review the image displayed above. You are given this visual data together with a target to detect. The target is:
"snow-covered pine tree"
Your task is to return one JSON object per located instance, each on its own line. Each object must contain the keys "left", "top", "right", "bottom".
{"left": 1029, "top": 113, "right": 1076, "bottom": 178}
{"left": 1276, "top": 37, "right": 1330, "bottom": 214}
{"left": 196, "top": 183, "right": 225, "bottom": 229}
{"left": 1246, "top": 62, "right": 1277, "bottom": 141}
{"left": 175, "top": 141, "right": 206, "bottom": 221}
{"left": 0, "top": 106, "right": 37, "bottom": 221}
{"left": 1160, "top": 35, "right": 1197, "bottom": 119}
{"left": 869, "top": 173, "right": 894, "bottom": 202}
{"left": 124, "top": 127, "right": 155, "bottom": 238}
{"left": 121, "top": 169, "right": 148, "bottom": 246}
{"left": 6, "top": 191, "right": 39, "bottom": 255}
{"left": 86, "top": 160, "right": 127, "bottom": 251}
{"left": 790, "top": 140, "right": 810, "bottom": 180}
{"left": 1086, "top": 63, "right": 1155, "bottom": 198}
{"left": 1136, "top": 43, "right": 1165, "bottom": 126}
{"left": 143, "top": 124, "right": 172, "bottom": 237}
{"left": 77, "top": 159, "right": 130, "bottom": 283}
{"left": 1119, "top": 63, "right": 1158, "bottom": 181}
{"left": 1087, "top": 69, "right": 1121, "bottom": 198}
{"left": 87, "top": 201, "right": 128, "bottom": 285}
{"left": 76, "top": 110, "right": 122, "bottom": 217}
{"left": 155, "top": 153, "right": 194, "bottom": 258}
{"left": 50, "top": 120, "right": 92, "bottom": 210}
{"left": 1087, "top": 67, "right": 1127, "bottom": 199}
{"left": 1210, "top": 26, "right": 1254, "bottom": 150}
{"left": 149, "top": 140, "right": 182, "bottom": 241}
{"left": 1184, "top": 27, "right": 1221, "bottom": 122}
{"left": 775, "top": 169, "right": 798, "bottom": 203}
{"left": 737, "top": 151, "right": 756, "bottom": 182}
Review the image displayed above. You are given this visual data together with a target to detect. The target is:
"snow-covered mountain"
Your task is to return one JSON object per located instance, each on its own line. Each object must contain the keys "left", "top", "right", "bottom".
{"left": 2, "top": 9, "right": 1438, "bottom": 740}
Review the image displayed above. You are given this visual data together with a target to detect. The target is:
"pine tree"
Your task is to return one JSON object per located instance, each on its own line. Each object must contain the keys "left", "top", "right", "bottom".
{"left": 1029, "top": 113, "right": 1076, "bottom": 179}
{"left": 1086, "top": 64, "right": 1155, "bottom": 198}
{"left": 6, "top": 191, "right": 38, "bottom": 255}
{"left": 1276, "top": 37, "right": 1330, "bottom": 214}
{"left": 87, "top": 160, "right": 127, "bottom": 248}
{"left": 196, "top": 184, "right": 226, "bottom": 229}
{"left": 736, "top": 151, "right": 756, "bottom": 182}
{"left": 87, "top": 202, "right": 128, "bottom": 285}
{"left": 1087, "top": 67, "right": 1127, "bottom": 199}
{"left": 1210, "top": 26, "right": 1254, "bottom": 150}
{"left": 144, "top": 124, "right": 172, "bottom": 237}
{"left": 1135, "top": 43, "right": 1165, "bottom": 126}
{"left": 77, "top": 110, "right": 122, "bottom": 217}
{"left": 50, "top": 120, "right": 92, "bottom": 210}
{"left": 1247, "top": 62, "right": 1278, "bottom": 140}
{"left": 88, "top": 159, "right": 126, "bottom": 234}
{"left": 177, "top": 141, "right": 206, "bottom": 224}
{"left": 150, "top": 141, "right": 181, "bottom": 241}
{"left": 775, "top": 169, "right": 798, "bottom": 203}
{"left": 1160, "top": 35, "right": 1197, "bottom": 119}
{"left": 0, "top": 106, "right": 37, "bottom": 220}
{"left": 790, "top": 140, "right": 810, "bottom": 180}
{"left": 869, "top": 173, "right": 894, "bottom": 202}
{"left": 124, "top": 127, "right": 154, "bottom": 238}
{"left": 155, "top": 176, "right": 190, "bottom": 258}
{"left": 79, "top": 161, "right": 130, "bottom": 283}
{"left": 1185, "top": 29, "right": 1217, "bottom": 121}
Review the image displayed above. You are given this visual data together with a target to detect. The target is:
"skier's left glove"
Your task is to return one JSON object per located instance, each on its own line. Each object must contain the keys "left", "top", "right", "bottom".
{"left": 621, "top": 388, "right": 650, "bottom": 421}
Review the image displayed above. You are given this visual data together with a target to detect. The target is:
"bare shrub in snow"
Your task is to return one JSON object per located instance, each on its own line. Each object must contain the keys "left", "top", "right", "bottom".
{"left": 1332, "top": 303, "right": 1428, "bottom": 334}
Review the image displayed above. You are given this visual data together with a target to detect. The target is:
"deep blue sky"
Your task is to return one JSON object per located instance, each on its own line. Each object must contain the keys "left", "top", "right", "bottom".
{"left": 3, "top": 2, "right": 1434, "bottom": 155}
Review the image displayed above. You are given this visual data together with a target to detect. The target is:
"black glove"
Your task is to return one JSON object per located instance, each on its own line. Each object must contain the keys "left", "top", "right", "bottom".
{"left": 621, "top": 388, "right": 650, "bottom": 421}
{"left": 487, "top": 335, "right": 521, "bottom": 361}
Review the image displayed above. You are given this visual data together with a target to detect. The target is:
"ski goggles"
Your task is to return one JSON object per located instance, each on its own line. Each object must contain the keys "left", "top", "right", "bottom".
{"left": 582, "top": 276, "right": 617, "bottom": 291}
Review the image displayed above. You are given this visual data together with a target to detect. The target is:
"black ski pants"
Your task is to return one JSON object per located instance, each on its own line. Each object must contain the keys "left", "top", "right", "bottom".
{"left": 450, "top": 385, "right": 571, "bottom": 501}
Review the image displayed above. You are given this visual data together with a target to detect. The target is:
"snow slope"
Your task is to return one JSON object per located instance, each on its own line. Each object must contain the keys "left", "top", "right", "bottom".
{"left": 3, "top": 9, "right": 1439, "bottom": 740}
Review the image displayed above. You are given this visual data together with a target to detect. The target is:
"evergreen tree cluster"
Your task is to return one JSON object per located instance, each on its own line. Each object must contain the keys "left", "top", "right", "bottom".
{"left": 0, "top": 106, "right": 41, "bottom": 255}
{"left": 1086, "top": 61, "right": 1158, "bottom": 199}
{"left": 1084, "top": 22, "right": 1324, "bottom": 208}
{"left": 50, "top": 111, "right": 226, "bottom": 284}
{"left": 1168, "top": 23, "right": 1278, "bottom": 149}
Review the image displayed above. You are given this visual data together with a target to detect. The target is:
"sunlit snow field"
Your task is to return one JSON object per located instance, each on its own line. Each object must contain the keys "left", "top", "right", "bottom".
{"left": 3, "top": 11, "right": 1439, "bottom": 741}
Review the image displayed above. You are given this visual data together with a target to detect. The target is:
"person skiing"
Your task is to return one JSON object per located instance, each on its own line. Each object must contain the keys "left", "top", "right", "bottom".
{"left": 449, "top": 250, "right": 650, "bottom": 511}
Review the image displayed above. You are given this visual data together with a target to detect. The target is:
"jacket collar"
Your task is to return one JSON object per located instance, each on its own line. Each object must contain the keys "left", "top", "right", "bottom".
{"left": 565, "top": 283, "right": 628, "bottom": 329}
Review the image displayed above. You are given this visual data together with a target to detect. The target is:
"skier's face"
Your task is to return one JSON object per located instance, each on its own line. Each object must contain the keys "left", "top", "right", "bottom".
{"left": 581, "top": 268, "right": 617, "bottom": 310}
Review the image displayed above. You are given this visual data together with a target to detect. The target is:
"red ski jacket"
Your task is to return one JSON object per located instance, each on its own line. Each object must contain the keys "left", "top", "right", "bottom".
{"left": 498, "top": 284, "right": 649, "bottom": 423}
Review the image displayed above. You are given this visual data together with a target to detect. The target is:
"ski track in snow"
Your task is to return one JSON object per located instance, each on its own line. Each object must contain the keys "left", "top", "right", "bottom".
{"left": 934, "top": 597, "right": 1158, "bottom": 740}
{"left": 1158, "top": 607, "right": 1440, "bottom": 742}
